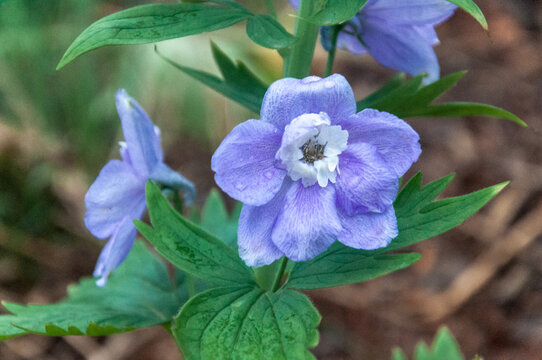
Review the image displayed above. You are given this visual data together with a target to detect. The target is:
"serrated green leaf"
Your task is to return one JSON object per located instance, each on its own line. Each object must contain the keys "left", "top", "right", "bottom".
{"left": 173, "top": 286, "right": 320, "bottom": 360}
{"left": 447, "top": 0, "right": 488, "bottom": 29}
{"left": 308, "top": 0, "right": 368, "bottom": 25}
{"left": 200, "top": 189, "right": 240, "bottom": 249}
{"left": 285, "top": 173, "right": 506, "bottom": 290}
{"left": 246, "top": 15, "right": 296, "bottom": 49}
{"left": 0, "top": 242, "right": 188, "bottom": 340}
{"left": 57, "top": 2, "right": 251, "bottom": 69}
{"left": 287, "top": 251, "right": 421, "bottom": 290}
{"left": 156, "top": 43, "right": 267, "bottom": 113}
{"left": 357, "top": 72, "right": 525, "bottom": 126}
{"left": 388, "top": 175, "right": 508, "bottom": 252}
{"left": 137, "top": 181, "right": 254, "bottom": 286}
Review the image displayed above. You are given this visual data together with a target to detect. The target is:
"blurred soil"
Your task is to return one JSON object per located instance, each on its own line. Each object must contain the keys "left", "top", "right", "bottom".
{"left": 1, "top": 0, "right": 542, "bottom": 359}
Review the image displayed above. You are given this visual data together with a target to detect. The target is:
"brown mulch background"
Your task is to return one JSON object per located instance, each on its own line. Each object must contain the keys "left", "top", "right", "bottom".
{"left": 1, "top": 0, "right": 542, "bottom": 359}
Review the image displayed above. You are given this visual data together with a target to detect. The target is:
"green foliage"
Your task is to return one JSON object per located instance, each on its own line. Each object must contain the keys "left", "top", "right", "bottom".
{"left": 446, "top": 0, "right": 488, "bottom": 29}
{"left": 173, "top": 286, "right": 320, "bottom": 360}
{"left": 307, "top": 0, "right": 369, "bottom": 26}
{"left": 156, "top": 42, "right": 268, "bottom": 114}
{"left": 57, "top": 2, "right": 252, "bottom": 69}
{"left": 357, "top": 72, "right": 526, "bottom": 126}
{"left": 392, "top": 327, "right": 465, "bottom": 360}
{"left": 0, "top": 242, "right": 188, "bottom": 340}
{"left": 286, "top": 173, "right": 506, "bottom": 290}
{"left": 200, "top": 189, "right": 241, "bottom": 249}
{"left": 246, "top": 15, "right": 296, "bottom": 49}
{"left": 136, "top": 182, "right": 254, "bottom": 286}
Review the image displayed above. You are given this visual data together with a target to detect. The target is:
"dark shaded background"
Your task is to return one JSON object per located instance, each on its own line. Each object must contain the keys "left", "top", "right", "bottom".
{"left": 1, "top": 0, "right": 541, "bottom": 359}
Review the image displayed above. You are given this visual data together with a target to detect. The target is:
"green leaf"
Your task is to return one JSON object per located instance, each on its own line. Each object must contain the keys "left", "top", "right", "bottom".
{"left": 404, "top": 102, "right": 526, "bottom": 127}
{"left": 287, "top": 250, "right": 421, "bottom": 290}
{"left": 392, "top": 349, "right": 409, "bottom": 360}
{"left": 57, "top": 2, "right": 251, "bottom": 69}
{"left": 155, "top": 42, "right": 267, "bottom": 113}
{"left": 394, "top": 327, "right": 465, "bottom": 360}
{"left": 173, "top": 286, "right": 320, "bottom": 360}
{"left": 200, "top": 189, "right": 241, "bottom": 249}
{"left": 137, "top": 181, "right": 254, "bottom": 286}
{"left": 447, "top": 0, "right": 488, "bottom": 30}
{"left": 246, "top": 15, "right": 296, "bottom": 49}
{"left": 388, "top": 173, "right": 508, "bottom": 252}
{"left": 308, "top": 0, "right": 369, "bottom": 26}
{"left": 0, "top": 242, "right": 188, "bottom": 340}
{"left": 286, "top": 173, "right": 506, "bottom": 290}
{"left": 357, "top": 72, "right": 526, "bottom": 126}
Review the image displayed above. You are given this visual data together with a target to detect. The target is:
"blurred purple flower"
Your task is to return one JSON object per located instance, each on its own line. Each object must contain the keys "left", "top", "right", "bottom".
{"left": 85, "top": 89, "right": 195, "bottom": 286}
{"left": 291, "top": 0, "right": 456, "bottom": 83}
{"left": 211, "top": 75, "right": 421, "bottom": 266}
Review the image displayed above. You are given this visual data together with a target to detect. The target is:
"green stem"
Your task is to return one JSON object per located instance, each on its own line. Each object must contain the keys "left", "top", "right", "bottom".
{"left": 324, "top": 26, "right": 340, "bottom": 77}
{"left": 282, "top": 0, "right": 319, "bottom": 78}
{"left": 271, "top": 257, "right": 289, "bottom": 292}
{"left": 265, "top": 0, "right": 276, "bottom": 18}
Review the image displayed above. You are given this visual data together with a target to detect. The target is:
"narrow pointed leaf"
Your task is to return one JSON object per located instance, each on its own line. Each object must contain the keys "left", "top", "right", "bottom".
{"left": 138, "top": 181, "right": 254, "bottom": 286}
{"left": 356, "top": 73, "right": 406, "bottom": 110}
{"left": 447, "top": 0, "right": 488, "bottom": 29}
{"left": 200, "top": 189, "right": 240, "bottom": 249}
{"left": 156, "top": 44, "right": 267, "bottom": 113}
{"left": 57, "top": 2, "right": 251, "bottom": 69}
{"left": 173, "top": 286, "right": 320, "bottom": 360}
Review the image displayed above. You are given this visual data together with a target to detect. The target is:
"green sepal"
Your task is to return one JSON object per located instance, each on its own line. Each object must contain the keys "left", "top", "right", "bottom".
{"left": 357, "top": 72, "right": 526, "bottom": 126}
{"left": 0, "top": 242, "right": 188, "bottom": 340}
{"left": 246, "top": 15, "right": 296, "bottom": 49}
{"left": 305, "top": 0, "right": 369, "bottom": 26}
{"left": 57, "top": 2, "right": 252, "bottom": 69}
{"left": 136, "top": 181, "right": 254, "bottom": 286}
{"left": 173, "top": 285, "right": 320, "bottom": 360}
{"left": 156, "top": 42, "right": 268, "bottom": 114}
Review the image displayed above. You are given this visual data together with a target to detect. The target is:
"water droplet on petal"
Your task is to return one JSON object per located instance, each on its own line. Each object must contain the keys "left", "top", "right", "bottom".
{"left": 235, "top": 182, "right": 247, "bottom": 191}
{"left": 264, "top": 170, "right": 274, "bottom": 179}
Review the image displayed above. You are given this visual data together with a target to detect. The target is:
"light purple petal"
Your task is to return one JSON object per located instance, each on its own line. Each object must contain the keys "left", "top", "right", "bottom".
{"left": 271, "top": 182, "right": 341, "bottom": 261}
{"left": 335, "top": 142, "right": 398, "bottom": 215}
{"left": 116, "top": 89, "right": 163, "bottom": 178}
{"left": 337, "top": 206, "right": 398, "bottom": 250}
{"left": 238, "top": 181, "right": 291, "bottom": 267}
{"left": 149, "top": 162, "right": 196, "bottom": 205}
{"left": 93, "top": 216, "right": 137, "bottom": 287}
{"left": 364, "top": 0, "right": 457, "bottom": 26}
{"left": 211, "top": 120, "right": 286, "bottom": 206}
{"left": 289, "top": 0, "right": 299, "bottom": 9}
{"left": 260, "top": 75, "right": 357, "bottom": 130}
{"left": 340, "top": 109, "right": 421, "bottom": 177}
{"left": 361, "top": 21, "right": 440, "bottom": 83}
{"left": 84, "top": 159, "right": 146, "bottom": 239}
{"left": 337, "top": 32, "right": 368, "bottom": 55}
{"left": 415, "top": 24, "right": 440, "bottom": 46}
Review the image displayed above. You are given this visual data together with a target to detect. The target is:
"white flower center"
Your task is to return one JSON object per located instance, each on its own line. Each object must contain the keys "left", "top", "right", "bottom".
{"left": 277, "top": 112, "right": 348, "bottom": 187}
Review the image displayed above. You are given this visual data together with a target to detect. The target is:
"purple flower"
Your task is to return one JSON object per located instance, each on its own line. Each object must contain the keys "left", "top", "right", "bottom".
{"left": 85, "top": 89, "right": 195, "bottom": 286}
{"left": 211, "top": 75, "right": 421, "bottom": 267}
{"left": 291, "top": 0, "right": 457, "bottom": 83}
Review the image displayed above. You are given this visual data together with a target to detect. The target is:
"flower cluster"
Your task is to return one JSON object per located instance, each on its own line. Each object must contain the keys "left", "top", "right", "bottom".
{"left": 292, "top": 0, "right": 457, "bottom": 83}
{"left": 84, "top": 90, "right": 195, "bottom": 286}
{"left": 212, "top": 75, "right": 421, "bottom": 266}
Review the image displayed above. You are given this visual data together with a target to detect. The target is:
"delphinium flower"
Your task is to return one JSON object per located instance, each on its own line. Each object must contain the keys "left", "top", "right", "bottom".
{"left": 291, "top": 0, "right": 457, "bottom": 83}
{"left": 85, "top": 89, "right": 196, "bottom": 286}
{"left": 211, "top": 74, "right": 421, "bottom": 266}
